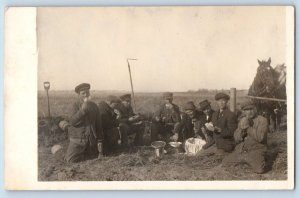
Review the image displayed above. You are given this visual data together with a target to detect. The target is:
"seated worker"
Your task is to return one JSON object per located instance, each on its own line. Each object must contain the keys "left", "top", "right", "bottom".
{"left": 180, "top": 101, "right": 214, "bottom": 144}
{"left": 198, "top": 99, "right": 215, "bottom": 149}
{"left": 65, "top": 83, "right": 103, "bottom": 163}
{"left": 151, "top": 92, "right": 181, "bottom": 142}
{"left": 206, "top": 93, "right": 237, "bottom": 153}
{"left": 222, "top": 100, "right": 269, "bottom": 173}
{"left": 98, "top": 95, "right": 123, "bottom": 155}
{"left": 114, "top": 94, "right": 144, "bottom": 146}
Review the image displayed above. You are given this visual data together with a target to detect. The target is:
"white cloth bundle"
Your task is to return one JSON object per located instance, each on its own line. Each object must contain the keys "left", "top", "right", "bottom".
{"left": 184, "top": 138, "right": 206, "bottom": 155}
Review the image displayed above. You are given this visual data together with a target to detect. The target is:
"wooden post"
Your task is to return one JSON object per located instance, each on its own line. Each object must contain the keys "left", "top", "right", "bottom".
{"left": 230, "top": 88, "right": 236, "bottom": 113}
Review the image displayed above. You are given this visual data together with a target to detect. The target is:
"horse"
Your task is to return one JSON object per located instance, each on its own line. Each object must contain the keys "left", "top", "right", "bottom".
{"left": 248, "top": 57, "right": 287, "bottom": 132}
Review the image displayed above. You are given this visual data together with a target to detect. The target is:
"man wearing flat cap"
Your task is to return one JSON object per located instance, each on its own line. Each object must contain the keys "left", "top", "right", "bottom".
{"left": 206, "top": 93, "right": 237, "bottom": 153}
{"left": 98, "top": 95, "right": 123, "bottom": 155}
{"left": 114, "top": 94, "right": 144, "bottom": 146}
{"left": 198, "top": 99, "right": 215, "bottom": 149}
{"left": 179, "top": 101, "right": 213, "bottom": 143}
{"left": 222, "top": 100, "right": 268, "bottom": 173}
{"left": 151, "top": 92, "right": 181, "bottom": 142}
{"left": 65, "top": 83, "right": 104, "bottom": 163}
{"left": 199, "top": 100, "right": 214, "bottom": 123}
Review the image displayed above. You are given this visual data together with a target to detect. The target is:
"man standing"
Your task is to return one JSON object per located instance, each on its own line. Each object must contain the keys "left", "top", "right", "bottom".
{"left": 65, "top": 83, "right": 103, "bottom": 163}
{"left": 222, "top": 100, "right": 269, "bottom": 173}
{"left": 114, "top": 94, "right": 144, "bottom": 146}
{"left": 198, "top": 99, "right": 215, "bottom": 149}
{"left": 151, "top": 92, "right": 181, "bottom": 142}
{"left": 207, "top": 93, "right": 237, "bottom": 153}
{"left": 98, "top": 95, "right": 122, "bottom": 155}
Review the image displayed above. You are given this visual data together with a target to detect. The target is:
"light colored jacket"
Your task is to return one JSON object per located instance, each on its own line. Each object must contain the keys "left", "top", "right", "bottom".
{"left": 234, "top": 115, "right": 268, "bottom": 151}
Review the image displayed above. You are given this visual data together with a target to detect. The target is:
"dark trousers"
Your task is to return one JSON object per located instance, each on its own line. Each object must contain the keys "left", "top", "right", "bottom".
{"left": 65, "top": 138, "right": 97, "bottom": 163}
{"left": 119, "top": 122, "right": 144, "bottom": 146}
{"left": 103, "top": 127, "right": 122, "bottom": 155}
{"left": 213, "top": 133, "right": 235, "bottom": 152}
{"left": 151, "top": 122, "right": 181, "bottom": 142}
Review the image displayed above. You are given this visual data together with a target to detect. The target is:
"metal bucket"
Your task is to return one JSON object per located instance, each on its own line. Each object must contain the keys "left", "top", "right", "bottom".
{"left": 169, "top": 142, "right": 183, "bottom": 154}
{"left": 38, "top": 119, "right": 50, "bottom": 134}
{"left": 151, "top": 141, "right": 166, "bottom": 159}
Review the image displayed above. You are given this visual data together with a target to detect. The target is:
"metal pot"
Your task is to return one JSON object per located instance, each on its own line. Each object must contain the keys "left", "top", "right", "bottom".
{"left": 169, "top": 142, "right": 183, "bottom": 154}
{"left": 38, "top": 119, "right": 50, "bottom": 134}
{"left": 151, "top": 141, "right": 166, "bottom": 159}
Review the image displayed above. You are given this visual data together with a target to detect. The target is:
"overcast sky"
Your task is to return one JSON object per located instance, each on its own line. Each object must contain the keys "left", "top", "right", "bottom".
{"left": 37, "top": 7, "right": 287, "bottom": 92}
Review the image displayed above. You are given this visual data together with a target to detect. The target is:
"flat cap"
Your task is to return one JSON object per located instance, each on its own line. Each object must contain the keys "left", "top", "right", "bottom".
{"left": 183, "top": 101, "right": 196, "bottom": 111}
{"left": 241, "top": 100, "right": 255, "bottom": 110}
{"left": 215, "top": 93, "right": 230, "bottom": 101}
{"left": 163, "top": 92, "right": 173, "bottom": 99}
{"left": 199, "top": 99, "right": 211, "bottom": 111}
{"left": 75, "top": 83, "right": 90, "bottom": 93}
{"left": 106, "top": 95, "right": 121, "bottom": 103}
{"left": 120, "top": 94, "right": 131, "bottom": 101}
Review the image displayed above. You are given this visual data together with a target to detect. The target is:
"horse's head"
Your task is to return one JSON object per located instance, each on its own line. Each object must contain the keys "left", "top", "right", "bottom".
{"left": 274, "top": 63, "right": 286, "bottom": 73}
{"left": 274, "top": 63, "right": 286, "bottom": 86}
{"left": 274, "top": 63, "right": 287, "bottom": 99}
{"left": 256, "top": 57, "right": 275, "bottom": 94}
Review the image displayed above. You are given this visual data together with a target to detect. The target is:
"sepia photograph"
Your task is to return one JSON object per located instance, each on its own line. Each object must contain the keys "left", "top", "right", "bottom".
{"left": 4, "top": 6, "right": 294, "bottom": 190}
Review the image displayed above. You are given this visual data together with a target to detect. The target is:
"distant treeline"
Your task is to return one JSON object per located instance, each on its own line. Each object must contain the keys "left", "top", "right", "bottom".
{"left": 187, "top": 89, "right": 248, "bottom": 93}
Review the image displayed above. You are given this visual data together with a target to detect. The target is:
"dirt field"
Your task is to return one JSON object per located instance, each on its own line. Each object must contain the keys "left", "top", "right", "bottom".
{"left": 38, "top": 90, "right": 287, "bottom": 181}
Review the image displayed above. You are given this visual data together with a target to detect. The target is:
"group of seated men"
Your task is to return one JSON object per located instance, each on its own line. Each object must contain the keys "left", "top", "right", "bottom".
{"left": 64, "top": 83, "right": 269, "bottom": 174}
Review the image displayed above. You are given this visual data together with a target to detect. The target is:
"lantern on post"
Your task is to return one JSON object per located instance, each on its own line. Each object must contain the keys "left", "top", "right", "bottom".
{"left": 43, "top": 81, "right": 51, "bottom": 118}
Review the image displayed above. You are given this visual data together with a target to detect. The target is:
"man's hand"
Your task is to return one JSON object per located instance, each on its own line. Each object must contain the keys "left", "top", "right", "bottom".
{"left": 165, "top": 103, "right": 173, "bottom": 109}
{"left": 81, "top": 101, "right": 89, "bottom": 113}
{"left": 170, "top": 133, "right": 179, "bottom": 142}
{"left": 129, "top": 115, "right": 140, "bottom": 122}
{"left": 205, "top": 122, "right": 215, "bottom": 132}
{"left": 114, "top": 109, "right": 121, "bottom": 119}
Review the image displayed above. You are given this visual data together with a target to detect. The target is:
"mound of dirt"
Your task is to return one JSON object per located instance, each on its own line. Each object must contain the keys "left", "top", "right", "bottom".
{"left": 38, "top": 128, "right": 288, "bottom": 181}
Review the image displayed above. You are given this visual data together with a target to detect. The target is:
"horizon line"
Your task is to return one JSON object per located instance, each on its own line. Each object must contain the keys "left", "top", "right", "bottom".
{"left": 37, "top": 89, "right": 249, "bottom": 92}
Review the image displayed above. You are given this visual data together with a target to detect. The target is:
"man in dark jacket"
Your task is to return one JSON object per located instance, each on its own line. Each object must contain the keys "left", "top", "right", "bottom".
{"left": 208, "top": 93, "right": 237, "bottom": 153}
{"left": 179, "top": 101, "right": 208, "bottom": 142}
{"left": 199, "top": 99, "right": 214, "bottom": 123}
{"left": 98, "top": 95, "right": 122, "bottom": 155}
{"left": 222, "top": 100, "right": 269, "bottom": 173}
{"left": 151, "top": 92, "right": 181, "bottom": 142}
{"left": 114, "top": 94, "right": 144, "bottom": 146}
{"left": 199, "top": 99, "right": 215, "bottom": 149}
{"left": 65, "top": 83, "right": 103, "bottom": 163}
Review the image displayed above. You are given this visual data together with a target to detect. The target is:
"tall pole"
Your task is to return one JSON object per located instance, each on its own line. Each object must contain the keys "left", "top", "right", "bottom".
{"left": 230, "top": 88, "right": 236, "bottom": 113}
{"left": 46, "top": 90, "right": 50, "bottom": 118}
{"left": 44, "top": 82, "right": 51, "bottom": 118}
{"left": 127, "top": 58, "right": 137, "bottom": 112}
